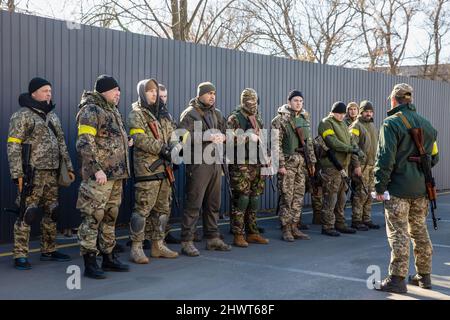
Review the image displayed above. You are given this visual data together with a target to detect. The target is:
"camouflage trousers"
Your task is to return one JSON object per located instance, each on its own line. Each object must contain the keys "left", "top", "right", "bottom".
{"left": 384, "top": 195, "right": 432, "bottom": 278}
{"left": 77, "top": 179, "right": 123, "bottom": 255}
{"left": 320, "top": 167, "right": 348, "bottom": 230}
{"left": 230, "top": 164, "right": 265, "bottom": 235}
{"left": 311, "top": 185, "right": 323, "bottom": 225}
{"left": 351, "top": 165, "right": 374, "bottom": 224}
{"left": 131, "top": 179, "right": 171, "bottom": 242}
{"left": 13, "top": 170, "right": 59, "bottom": 258}
{"left": 144, "top": 192, "right": 173, "bottom": 241}
{"left": 278, "top": 154, "right": 307, "bottom": 226}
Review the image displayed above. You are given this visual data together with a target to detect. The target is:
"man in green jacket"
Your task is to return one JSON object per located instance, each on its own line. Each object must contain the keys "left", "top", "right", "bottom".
{"left": 318, "top": 102, "right": 363, "bottom": 237}
{"left": 349, "top": 100, "right": 380, "bottom": 231}
{"left": 374, "top": 83, "right": 439, "bottom": 293}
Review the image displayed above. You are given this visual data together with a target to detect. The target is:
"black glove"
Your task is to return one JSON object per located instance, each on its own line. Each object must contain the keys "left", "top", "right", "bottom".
{"left": 351, "top": 146, "right": 365, "bottom": 158}
{"left": 159, "top": 144, "right": 172, "bottom": 162}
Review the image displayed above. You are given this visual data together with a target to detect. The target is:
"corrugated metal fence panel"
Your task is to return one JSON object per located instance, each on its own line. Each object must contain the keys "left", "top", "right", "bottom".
{"left": 1, "top": 10, "right": 449, "bottom": 242}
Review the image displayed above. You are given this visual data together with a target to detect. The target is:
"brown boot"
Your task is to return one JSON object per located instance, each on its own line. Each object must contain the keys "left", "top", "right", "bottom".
{"left": 246, "top": 233, "right": 269, "bottom": 244}
{"left": 291, "top": 224, "right": 311, "bottom": 240}
{"left": 130, "top": 242, "right": 149, "bottom": 264}
{"left": 281, "top": 225, "right": 295, "bottom": 242}
{"left": 151, "top": 240, "right": 179, "bottom": 259}
{"left": 233, "top": 234, "right": 248, "bottom": 247}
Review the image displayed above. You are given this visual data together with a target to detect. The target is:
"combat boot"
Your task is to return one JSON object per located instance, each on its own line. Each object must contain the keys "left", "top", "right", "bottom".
{"left": 14, "top": 257, "right": 32, "bottom": 270}
{"left": 102, "top": 252, "right": 130, "bottom": 272}
{"left": 206, "top": 238, "right": 232, "bottom": 251}
{"left": 130, "top": 242, "right": 149, "bottom": 264}
{"left": 181, "top": 241, "right": 200, "bottom": 257}
{"left": 351, "top": 222, "right": 369, "bottom": 231}
{"left": 336, "top": 226, "right": 357, "bottom": 234}
{"left": 281, "top": 225, "right": 295, "bottom": 242}
{"left": 233, "top": 234, "right": 249, "bottom": 247}
{"left": 83, "top": 252, "right": 106, "bottom": 279}
{"left": 408, "top": 273, "right": 432, "bottom": 289}
{"left": 246, "top": 233, "right": 269, "bottom": 244}
{"left": 291, "top": 224, "right": 311, "bottom": 240}
{"left": 151, "top": 240, "right": 179, "bottom": 258}
{"left": 321, "top": 228, "right": 340, "bottom": 237}
{"left": 375, "top": 275, "right": 407, "bottom": 293}
{"left": 364, "top": 221, "right": 381, "bottom": 229}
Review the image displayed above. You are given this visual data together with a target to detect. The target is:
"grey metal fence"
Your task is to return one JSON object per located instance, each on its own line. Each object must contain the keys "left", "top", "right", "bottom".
{"left": 1, "top": 10, "right": 449, "bottom": 242}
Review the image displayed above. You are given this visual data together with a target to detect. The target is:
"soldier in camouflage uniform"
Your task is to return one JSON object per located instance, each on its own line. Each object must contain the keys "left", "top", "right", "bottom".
{"left": 227, "top": 88, "right": 270, "bottom": 247}
{"left": 127, "top": 79, "right": 179, "bottom": 264}
{"left": 374, "top": 83, "right": 439, "bottom": 293}
{"left": 76, "top": 75, "right": 130, "bottom": 279}
{"left": 349, "top": 101, "right": 380, "bottom": 231}
{"left": 310, "top": 141, "right": 324, "bottom": 225}
{"left": 317, "top": 102, "right": 364, "bottom": 237}
{"left": 271, "top": 91, "right": 316, "bottom": 242}
{"left": 344, "top": 102, "right": 358, "bottom": 127}
{"left": 7, "top": 77, "right": 74, "bottom": 270}
{"left": 178, "top": 82, "right": 232, "bottom": 256}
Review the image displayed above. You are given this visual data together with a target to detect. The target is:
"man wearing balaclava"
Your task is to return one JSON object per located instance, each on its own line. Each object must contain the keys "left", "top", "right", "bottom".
{"left": 226, "top": 88, "right": 270, "bottom": 248}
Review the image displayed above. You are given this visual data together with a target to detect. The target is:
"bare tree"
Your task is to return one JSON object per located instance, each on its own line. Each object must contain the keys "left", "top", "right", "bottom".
{"left": 372, "top": 0, "right": 419, "bottom": 75}
{"left": 420, "top": 0, "right": 450, "bottom": 80}
{"left": 81, "top": 0, "right": 240, "bottom": 46}
{"left": 243, "top": 0, "right": 357, "bottom": 65}
{"left": 301, "top": 0, "right": 358, "bottom": 65}
{"left": 351, "top": 0, "right": 385, "bottom": 71}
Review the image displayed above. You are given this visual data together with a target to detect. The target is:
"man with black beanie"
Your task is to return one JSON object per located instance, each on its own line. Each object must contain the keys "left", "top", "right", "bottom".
{"left": 7, "top": 77, "right": 74, "bottom": 270}
{"left": 76, "top": 74, "right": 130, "bottom": 279}
{"left": 317, "top": 101, "right": 364, "bottom": 236}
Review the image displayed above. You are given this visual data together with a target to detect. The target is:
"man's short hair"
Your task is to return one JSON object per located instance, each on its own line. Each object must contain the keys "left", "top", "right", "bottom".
{"left": 158, "top": 84, "right": 167, "bottom": 92}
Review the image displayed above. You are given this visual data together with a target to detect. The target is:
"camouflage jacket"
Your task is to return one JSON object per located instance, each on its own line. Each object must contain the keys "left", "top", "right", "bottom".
{"left": 76, "top": 91, "right": 130, "bottom": 181}
{"left": 7, "top": 94, "right": 73, "bottom": 179}
{"left": 349, "top": 116, "right": 378, "bottom": 167}
{"left": 271, "top": 105, "right": 316, "bottom": 169}
{"left": 127, "top": 101, "right": 177, "bottom": 178}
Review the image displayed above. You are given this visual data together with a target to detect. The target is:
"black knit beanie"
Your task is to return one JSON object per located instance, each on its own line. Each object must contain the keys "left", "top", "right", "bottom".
{"left": 28, "top": 77, "right": 51, "bottom": 94}
{"left": 288, "top": 90, "right": 303, "bottom": 101}
{"left": 95, "top": 75, "right": 120, "bottom": 93}
{"left": 331, "top": 101, "right": 347, "bottom": 114}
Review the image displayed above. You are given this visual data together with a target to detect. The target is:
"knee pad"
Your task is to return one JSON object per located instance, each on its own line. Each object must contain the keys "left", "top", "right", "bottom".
{"left": 249, "top": 196, "right": 259, "bottom": 211}
{"left": 158, "top": 213, "right": 169, "bottom": 233}
{"left": 130, "top": 212, "right": 145, "bottom": 234}
{"left": 23, "top": 206, "right": 43, "bottom": 226}
{"left": 235, "top": 195, "right": 250, "bottom": 211}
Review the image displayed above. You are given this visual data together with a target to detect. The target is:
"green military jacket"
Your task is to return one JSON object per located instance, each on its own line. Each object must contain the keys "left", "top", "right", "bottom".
{"left": 7, "top": 95, "right": 73, "bottom": 179}
{"left": 318, "top": 114, "right": 354, "bottom": 169}
{"left": 76, "top": 91, "right": 130, "bottom": 181}
{"left": 349, "top": 116, "right": 378, "bottom": 167}
{"left": 374, "top": 104, "right": 439, "bottom": 198}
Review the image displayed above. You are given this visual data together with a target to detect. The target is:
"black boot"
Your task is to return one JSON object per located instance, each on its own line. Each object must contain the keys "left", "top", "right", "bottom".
{"left": 83, "top": 253, "right": 106, "bottom": 279}
{"left": 336, "top": 226, "right": 357, "bottom": 234}
{"left": 351, "top": 222, "right": 369, "bottom": 231}
{"left": 14, "top": 257, "right": 32, "bottom": 270}
{"left": 101, "top": 252, "right": 130, "bottom": 272}
{"left": 165, "top": 232, "right": 181, "bottom": 244}
{"left": 375, "top": 275, "right": 407, "bottom": 293}
{"left": 408, "top": 273, "right": 432, "bottom": 289}
{"left": 364, "top": 221, "right": 381, "bottom": 229}
{"left": 321, "top": 229, "right": 340, "bottom": 237}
